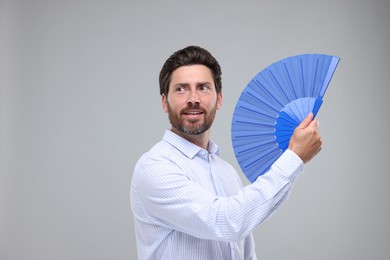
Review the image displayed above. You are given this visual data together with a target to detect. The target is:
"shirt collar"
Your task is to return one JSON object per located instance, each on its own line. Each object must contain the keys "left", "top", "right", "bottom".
{"left": 163, "top": 130, "right": 220, "bottom": 159}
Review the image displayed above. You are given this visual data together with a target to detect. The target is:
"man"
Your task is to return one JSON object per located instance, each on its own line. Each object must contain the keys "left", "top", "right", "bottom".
{"left": 130, "top": 46, "right": 322, "bottom": 259}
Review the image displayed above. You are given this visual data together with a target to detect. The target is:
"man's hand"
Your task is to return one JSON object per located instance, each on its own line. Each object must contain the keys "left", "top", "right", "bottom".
{"left": 288, "top": 113, "right": 322, "bottom": 164}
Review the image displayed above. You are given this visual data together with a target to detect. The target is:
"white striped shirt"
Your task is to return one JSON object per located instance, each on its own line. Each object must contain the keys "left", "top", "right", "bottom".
{"left": 130, "top": 130, "right": 304, "bottom": 260}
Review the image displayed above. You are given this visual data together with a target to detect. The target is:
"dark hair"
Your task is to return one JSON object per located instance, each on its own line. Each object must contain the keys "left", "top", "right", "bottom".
{"left": 159, "top": 46, "right": 222, "bottom": 96}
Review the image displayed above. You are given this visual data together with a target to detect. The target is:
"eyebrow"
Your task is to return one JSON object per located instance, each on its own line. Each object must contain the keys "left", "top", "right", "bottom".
{"left": 173, "top": 81, "right": 213, "bottom": 87}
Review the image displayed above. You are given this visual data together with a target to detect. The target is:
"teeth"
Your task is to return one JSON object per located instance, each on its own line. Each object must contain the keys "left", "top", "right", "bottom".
{"left": 186, "top": 111, "right": 201, "bottom": 115}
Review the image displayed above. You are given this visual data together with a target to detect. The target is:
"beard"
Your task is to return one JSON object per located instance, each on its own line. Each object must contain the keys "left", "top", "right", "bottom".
{"left": 167, "top": 102, "right": 217, "bottom": 135}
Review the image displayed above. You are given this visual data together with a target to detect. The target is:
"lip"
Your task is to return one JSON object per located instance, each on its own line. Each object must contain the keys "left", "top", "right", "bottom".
{"left": 183, "top": 110, "right": 203, "bottom": 115}
{"left": 182, "top": 109, "right": 204, "bottom": 119}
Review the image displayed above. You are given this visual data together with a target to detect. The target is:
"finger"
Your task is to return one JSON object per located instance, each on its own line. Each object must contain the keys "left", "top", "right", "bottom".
{"left": 298, "top": 112, "right": 314, "bottom": 129}
{"left": 309, "top": 118, "right": 319, "bottom": 130}
{"left": 317, "top": 136, "right": 323, "bottom": 153}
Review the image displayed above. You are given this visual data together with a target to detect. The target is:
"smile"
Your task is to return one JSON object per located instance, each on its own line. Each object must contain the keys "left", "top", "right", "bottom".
{"left": 182, "top": 110, "right": 204, "bottom": 121}
{"left": 184, "top": 111, "right": 203, "bottom": 115}
{"left": 183, "top": 109, "right": 204, "bottom": 115}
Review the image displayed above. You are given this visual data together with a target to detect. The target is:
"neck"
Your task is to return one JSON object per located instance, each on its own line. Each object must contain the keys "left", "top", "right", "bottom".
{"left": 171, "top": 128, "right": 210, "bottom": 150}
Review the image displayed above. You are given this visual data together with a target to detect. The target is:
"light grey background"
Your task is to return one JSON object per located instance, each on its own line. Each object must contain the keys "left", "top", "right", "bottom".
{"left": 1, "top": 0, "right": 389, "bottom": 259}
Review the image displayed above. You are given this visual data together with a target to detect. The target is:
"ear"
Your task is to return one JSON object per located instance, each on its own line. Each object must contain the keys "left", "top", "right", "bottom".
{"left": 162, "top": 94, "right": 169, "bottom": 113}
{"left": 216, "top": 91, "right": 223, "bottom": 110}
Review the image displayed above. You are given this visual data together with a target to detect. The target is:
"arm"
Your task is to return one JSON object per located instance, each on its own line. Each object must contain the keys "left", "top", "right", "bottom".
{"left": 132, "top": 150, "right": 303, "bottom": 242}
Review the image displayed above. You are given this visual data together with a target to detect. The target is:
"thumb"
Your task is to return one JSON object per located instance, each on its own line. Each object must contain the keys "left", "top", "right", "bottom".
{"left": 297, "top": 112, "right": 314, "bottom": 129}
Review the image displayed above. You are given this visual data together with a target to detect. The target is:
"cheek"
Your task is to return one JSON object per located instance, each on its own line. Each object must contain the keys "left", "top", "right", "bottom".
{"left": 170, "top": 95, "right": 189, "bottom": 107}
{"left": 164, "top": 97, "right": 183, "bottom": 114}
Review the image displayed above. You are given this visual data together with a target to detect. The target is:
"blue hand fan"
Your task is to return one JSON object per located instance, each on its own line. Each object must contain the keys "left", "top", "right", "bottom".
{"left": 231, "top": 54, "right": 340, "bottom": 182}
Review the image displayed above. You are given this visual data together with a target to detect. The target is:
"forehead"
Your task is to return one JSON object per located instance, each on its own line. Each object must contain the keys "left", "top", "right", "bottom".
{"left": 170, "top": 65, "right": 213, "bottom": 84}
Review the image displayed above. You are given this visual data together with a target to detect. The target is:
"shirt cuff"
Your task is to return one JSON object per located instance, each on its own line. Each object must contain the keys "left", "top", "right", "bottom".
{"left": 271, "top": 149, "right": 304, "bottom": 182}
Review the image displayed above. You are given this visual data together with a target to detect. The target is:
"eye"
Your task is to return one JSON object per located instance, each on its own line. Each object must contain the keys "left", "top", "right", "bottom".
{"left": 199, "top": 84, "right": 211, "bottom": 92}
{"left": 175, "top": 85, "right": 188, "bottom": 93}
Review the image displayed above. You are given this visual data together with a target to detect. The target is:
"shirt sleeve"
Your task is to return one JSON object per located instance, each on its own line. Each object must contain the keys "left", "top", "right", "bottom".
{"left": 131, "top": 149, "right": 304, "bottom": 242}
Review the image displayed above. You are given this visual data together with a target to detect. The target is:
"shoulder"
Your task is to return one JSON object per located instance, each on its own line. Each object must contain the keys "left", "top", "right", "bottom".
{"left": 133, "top": 140, "right": 185, "bottom": 182}
{"left": 136, "top": 139, "right": 182, "bottom": 168}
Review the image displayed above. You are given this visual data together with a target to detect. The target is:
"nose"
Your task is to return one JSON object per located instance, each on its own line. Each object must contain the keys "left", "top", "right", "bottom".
{"left": 187, "top": 90, "right": 200, "bottom": 105}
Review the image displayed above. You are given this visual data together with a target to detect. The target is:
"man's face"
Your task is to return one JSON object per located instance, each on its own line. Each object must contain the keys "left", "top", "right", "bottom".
{"left": 162, "top": 65, "right": 222, "bottom": 136}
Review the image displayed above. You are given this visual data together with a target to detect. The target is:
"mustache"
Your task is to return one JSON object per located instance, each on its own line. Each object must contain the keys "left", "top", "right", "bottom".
{"left": 186, "top": 102, "right": 200, "bottom": 109}
{"left": 181, "top": 103, "right": 205, "bottom": 113}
